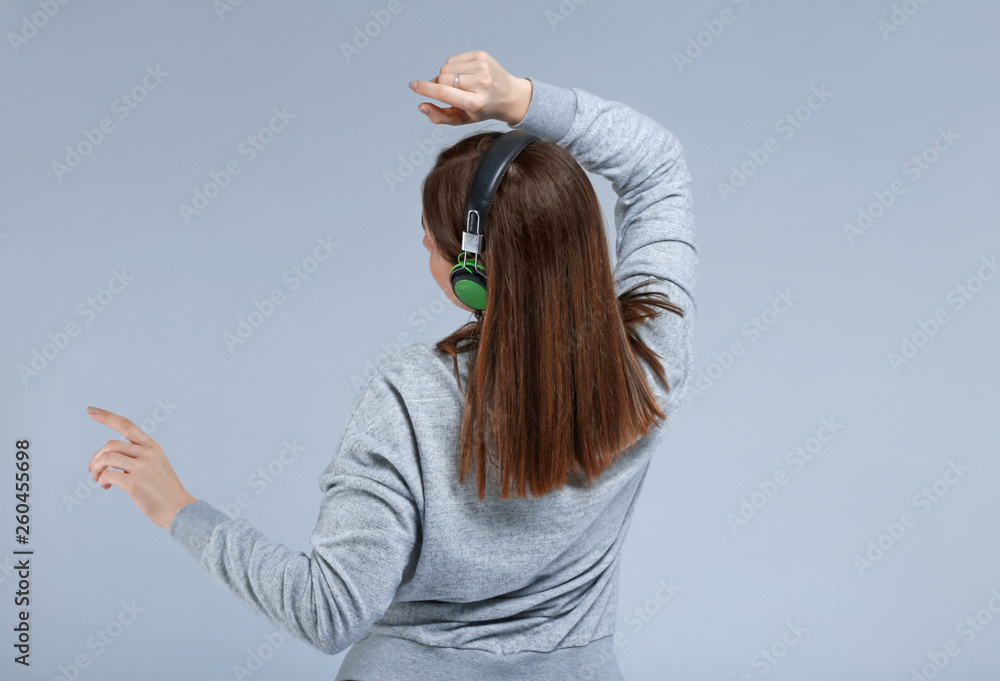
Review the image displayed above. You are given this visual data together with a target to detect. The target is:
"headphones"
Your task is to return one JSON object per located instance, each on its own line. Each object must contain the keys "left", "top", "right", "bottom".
{"left": 449, "top": 129, "right": 542, "bottom": 311}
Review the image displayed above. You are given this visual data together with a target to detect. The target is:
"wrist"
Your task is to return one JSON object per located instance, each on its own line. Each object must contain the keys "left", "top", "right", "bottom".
{"left": 503, "top": 77, "right": 532, "bottom": 126}
{"left": 164, "top": 493, "right": 197, "bottom": 531}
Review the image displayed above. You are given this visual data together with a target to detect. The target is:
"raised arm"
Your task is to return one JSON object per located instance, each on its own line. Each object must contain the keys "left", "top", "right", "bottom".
{"left": 509, "top": 76, "right": 698, "bottom": 406}
{"left": 509, "top": 77, "right": 697, "bottom": 312}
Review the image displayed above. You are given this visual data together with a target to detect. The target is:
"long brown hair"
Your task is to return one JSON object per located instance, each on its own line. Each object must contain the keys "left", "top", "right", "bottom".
{"left": 421, "top": 130, "right": 685, "bottom": 500}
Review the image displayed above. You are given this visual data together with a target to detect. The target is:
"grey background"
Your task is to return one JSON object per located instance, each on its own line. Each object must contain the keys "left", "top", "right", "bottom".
{"left": 2, "top": 1, "right": 998, "bottom": 679}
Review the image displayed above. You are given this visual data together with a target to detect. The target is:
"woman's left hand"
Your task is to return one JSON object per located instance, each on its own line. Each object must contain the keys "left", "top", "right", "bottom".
{"left": 85, "top": 406, "right": 197, "bottom": 530}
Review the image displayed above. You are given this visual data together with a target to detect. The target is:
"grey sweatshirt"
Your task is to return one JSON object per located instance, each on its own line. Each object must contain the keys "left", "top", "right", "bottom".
{"left": 169, "top": 76, "right": 698, "bottom": 681}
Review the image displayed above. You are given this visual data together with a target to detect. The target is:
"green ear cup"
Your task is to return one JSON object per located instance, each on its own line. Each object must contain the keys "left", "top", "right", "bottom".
{"left": 449, "top": 253, "right": 487, "bottom": 310}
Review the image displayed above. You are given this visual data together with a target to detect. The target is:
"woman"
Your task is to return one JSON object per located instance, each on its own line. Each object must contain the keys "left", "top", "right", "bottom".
{"left": 85, "top": 50, "right": 697, "bottom": 680}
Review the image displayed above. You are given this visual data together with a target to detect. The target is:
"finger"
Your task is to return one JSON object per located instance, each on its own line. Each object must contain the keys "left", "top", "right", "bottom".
{"left": 432, "top": 71, "right": 481, "bottom": 91}
{"left": 445, "top": 50, "right": 486, "bottom": 64}
{"left": 88, "top": 439, "right": 142, "bottom": 473}
{"left": 91, "top": 451, "right": 138, "bottom": 483}
{"left": 437, "top": 61, "right": 484, "bottom": 76}
{"left": 410, "top": 79, "right": 480, "bottom": 110}
{"left": 418, "top": 102, "right": 466, "bottom": 126}
{"left": 438, "top": 59, "right": 482, "bottom": 77}
{"left": 97, "top": 467, "right": 128, "bottom": 492}
{"left": 86, "top": 407, "right": 153, "bottom": 447}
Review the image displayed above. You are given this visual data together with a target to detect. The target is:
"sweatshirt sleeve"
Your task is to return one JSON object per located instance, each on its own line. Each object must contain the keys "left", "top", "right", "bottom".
{"left": 168, "top": 368, "right": 421, "bottom": 655}
{"left": 510, "top": 77, "right": 698, "bottom": 404}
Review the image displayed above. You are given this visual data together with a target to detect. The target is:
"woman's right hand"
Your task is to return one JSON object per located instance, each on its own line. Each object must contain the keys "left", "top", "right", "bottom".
{"left": 409, "top": 51, "right": 532, "bottom": 127}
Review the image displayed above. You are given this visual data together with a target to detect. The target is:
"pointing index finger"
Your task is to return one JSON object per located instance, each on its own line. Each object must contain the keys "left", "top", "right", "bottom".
{"left": 86, "top": 407, "right": 151, "bottom": 446}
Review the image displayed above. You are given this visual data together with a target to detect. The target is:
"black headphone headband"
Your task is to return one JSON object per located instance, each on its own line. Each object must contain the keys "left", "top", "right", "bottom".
{"left": 449, "top": 130, "right": 541, "bottom": 312}
{"left": 462, "top": 129, "right": 542, "bottom": 251}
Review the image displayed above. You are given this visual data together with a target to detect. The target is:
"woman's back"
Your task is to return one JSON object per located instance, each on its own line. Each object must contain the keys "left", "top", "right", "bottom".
{"left": 332, "top": 77, "right": 697, "bottom": 679}
{"left": 335, "top": 342, "right": 669, "bottom": 679}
